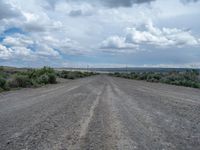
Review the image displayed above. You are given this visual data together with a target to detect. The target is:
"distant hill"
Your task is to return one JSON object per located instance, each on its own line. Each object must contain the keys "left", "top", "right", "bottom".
{"left": 58, "top": 67, "right": 200, "bottom": 73}
{"left": 1, "top": 66, "right": 200, "bottom": 73}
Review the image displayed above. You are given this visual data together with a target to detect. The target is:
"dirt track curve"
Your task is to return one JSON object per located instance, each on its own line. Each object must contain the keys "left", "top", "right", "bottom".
{"left": 0, "top": 75, "right": 200, "bottom": 150}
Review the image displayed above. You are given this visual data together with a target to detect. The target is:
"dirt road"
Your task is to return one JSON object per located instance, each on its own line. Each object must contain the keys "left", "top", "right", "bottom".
{"left": 0, "top": 75, "right": 200, "bottom": 150}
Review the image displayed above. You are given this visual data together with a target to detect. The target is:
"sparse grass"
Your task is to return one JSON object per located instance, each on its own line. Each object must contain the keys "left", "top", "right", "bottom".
{"left": 110, "top": 70, "right": 200, "bottom": 89}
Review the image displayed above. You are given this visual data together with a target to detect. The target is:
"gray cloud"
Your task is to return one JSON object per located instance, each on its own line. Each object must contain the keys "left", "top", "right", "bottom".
{"left": 69, "top": 9, "right": 93, "bottom": 17}
{"left": 100, "top": 0, "right": 155, "bottom": 8}
{"left": 69, "top": 10, "right": 83, "bottom": 17}
{"left": 181, "top": 0, "right": 200, "bottom": 3}
{"left": 46, "top": 0, "right": 200, "bottom": 9}
{"left": 45, "top": 0, "right": 63, "bottom": 9}
{"left": 0, "top": 0, "right": 21, "bottom": 20}
{"left": 23, "top": 23, "right": 46, "bottom": 32}
{"left": 45, "top": 0, "right": 155, "bottom": 8}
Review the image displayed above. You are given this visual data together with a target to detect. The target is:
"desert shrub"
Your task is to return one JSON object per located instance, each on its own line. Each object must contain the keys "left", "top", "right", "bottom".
{"left": 137, "top": 73, "right": 148, "bottom": 80}
{"left": 67, "top": 72, "right": 76, "bottom": 79}
{"left": 146, "top": 73, "right": 162, "bottom": 82}
{"left": 114, "top": 72, "right": 121, "bottom": 77}
{"left": 0, "top": 66, "right": 3, "bottom": 71}
{"left": 23, "top": 67, "right": 57, "bottom": 85}
{"left": 30, "top": 79, "right": 40, "bottom": 87}
{"left": 48, "top": 73, "right": 57, "bottom": 84}
{"left": 0, "top": 66, "right": 57, "bottom": 91}
{"left": 8, "top": 75, "right": 32, "bottom": 88}
{"left": 37, "top": 74, "right": 49, "bottom": 84}
{"left": 0, "top": 69, "right": 7, "bottom": 79}
{"left": 28, "top": 67, "right": 55, "bottom": 79}
{"left": 59, "top": 70, "right": 97, "bottom": 80}
{"left": 109, "top": 69, "right": 200, "bottom": 89}
{"left": 0, "top": 77, "right": 6, "bottom": 89}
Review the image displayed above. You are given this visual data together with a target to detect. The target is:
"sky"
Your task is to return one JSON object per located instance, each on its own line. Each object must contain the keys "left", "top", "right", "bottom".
{"left": 0, "top": 0, "right": 200, "bottom": 68}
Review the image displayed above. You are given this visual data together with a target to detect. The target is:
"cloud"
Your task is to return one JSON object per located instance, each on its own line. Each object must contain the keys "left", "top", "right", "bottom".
{"left": 0, "top": 44, "right": 13, "bottom": 59}
{"left": 44, "top": 0, "right": 64, "bottom": 10}
{"left": 69, "top": 10, "right": 83, "bottom": 17}
{"left": 78, "top": 0, "right": 155, "bottom": 7}
{"left": 69, "top": 9, "right": 93, "bottom": 17}
{"left": 22, "top": 12, "right": 63, "bottom": 33}
{"left": 1, "top": 34, "right": 35, "bottom": 60}
{"left": 101, "top": 36, "right": 138, "bottom": 49}
{"left": 45, "top": 0, "right": 155, "bottom": 9}
{"left": 11, "top": 47, "right": 33, "bottom": 58}
{"left": 1, "top": 0, "right": 200, "bottom": 67}
{"left": 35, "top": 44, "right": 60, "bottom": 57}
{"left": 39, "top": 35, "right": 87, "bottom": 55}
{"left": 3, "top": 34, "right": 34, "bottom": 47}
{"left": 0, "top": 44, "right": 35, "bottom": 60}
{"left": 125, "top": 21, "right": 200, "bottom": 47}
{"left": 181, "top": 0, "right": 200, "bottom": 3}
{"left": 100, "top": 0, "right": 155, "bottom": 7}
{"left": 0, "top": 33, "right": 61, "bottom": 61}
{"left": 66, "top": 2, "right": 95, "bottom": 17}
{"left": 0, "top": 0, "right": 21, "bottom": 20}
{"left": 44, "top": 0, "right": 200, "bottom": 11}
{"left": 100, "top": 20, "right": 200, "bottom": 54}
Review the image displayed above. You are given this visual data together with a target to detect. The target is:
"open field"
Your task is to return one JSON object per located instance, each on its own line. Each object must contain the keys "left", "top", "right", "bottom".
{"left": 0, "top": 75, "right": 200, "bottom": 150}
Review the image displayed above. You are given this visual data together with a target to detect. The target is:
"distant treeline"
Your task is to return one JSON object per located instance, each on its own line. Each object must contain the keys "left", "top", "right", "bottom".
{"left": 0, "top": 66, "right": 97, "bottom": 92}
{"left": 109, "top": 70, "right": 200, "bottom": 89}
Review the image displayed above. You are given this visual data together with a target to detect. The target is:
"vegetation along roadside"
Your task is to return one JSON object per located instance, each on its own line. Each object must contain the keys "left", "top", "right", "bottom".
{"left": 109, "top": 70, "right": 200, "bottom": 89}
{"left": 0, "top": 66, "right": 97, "bottom": 92}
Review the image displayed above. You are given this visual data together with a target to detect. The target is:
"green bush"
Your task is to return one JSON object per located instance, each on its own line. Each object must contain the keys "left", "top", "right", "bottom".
{"left": 0, "top": 66, "right": 97, "bottom": 92}
{"left": 38, "top": 74, "right": 49, "bottom": 84}
{"left": 9, "top": 75, "right": 32, "bottom": 88}
{"left": 48, "top": 73, "right": 57, "bottom": 84}
{"left": 0, "top": 66, "right": 58, "bottom": 91}
{"left": 59, "top": 71, "right": 97, "bottom": 80}
{"left": 0, "top": 77, "right": 6, "bottom": 89}
{"left": 67, "top": 72, "right": 76, "bottom": 79}
{"left": 110, "top": 69, "right": 200, "bottom": 89}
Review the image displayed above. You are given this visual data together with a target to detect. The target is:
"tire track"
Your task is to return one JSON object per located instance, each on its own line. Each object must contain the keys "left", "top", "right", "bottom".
{"left": 80, "top": 83, "right": 136, "bottom": 150}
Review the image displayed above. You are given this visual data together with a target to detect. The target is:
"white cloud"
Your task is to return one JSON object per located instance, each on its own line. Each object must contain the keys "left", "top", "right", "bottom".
{"left": 11, "top": 47, "right": 34, "bottom": 60}
{"left": 0, "top": 44, "right": 34, "bottom": 60}
{"left": 35, "top": 44, "right": 60, "bottom": 57}
{"left": 125, "top": 21, "right": 200, "bottom": 47}
{"left": 100, "top": 20, "right": 200, "bottom": 55}
{"left": 0, "top": 44, "right": 13, "bottom": 59}
{"left": 1, "top": 33, "right": 61, "bottom": 60}
{"left": 40, "top": 35, "right": 88, "bottom": 55}
{"left": 100, "top": 36, "right": 138, "bottom": 52}
{"left": 22, "top": 12, "right": 63, "bottom": 33}
{"left": 3, "top": 34, "right": 34, "bottom": 47}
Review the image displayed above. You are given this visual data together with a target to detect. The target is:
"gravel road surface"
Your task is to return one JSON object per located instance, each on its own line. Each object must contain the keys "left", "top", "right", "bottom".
{"left": 0, "top": 75, "right": 200, "bottom": 150}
